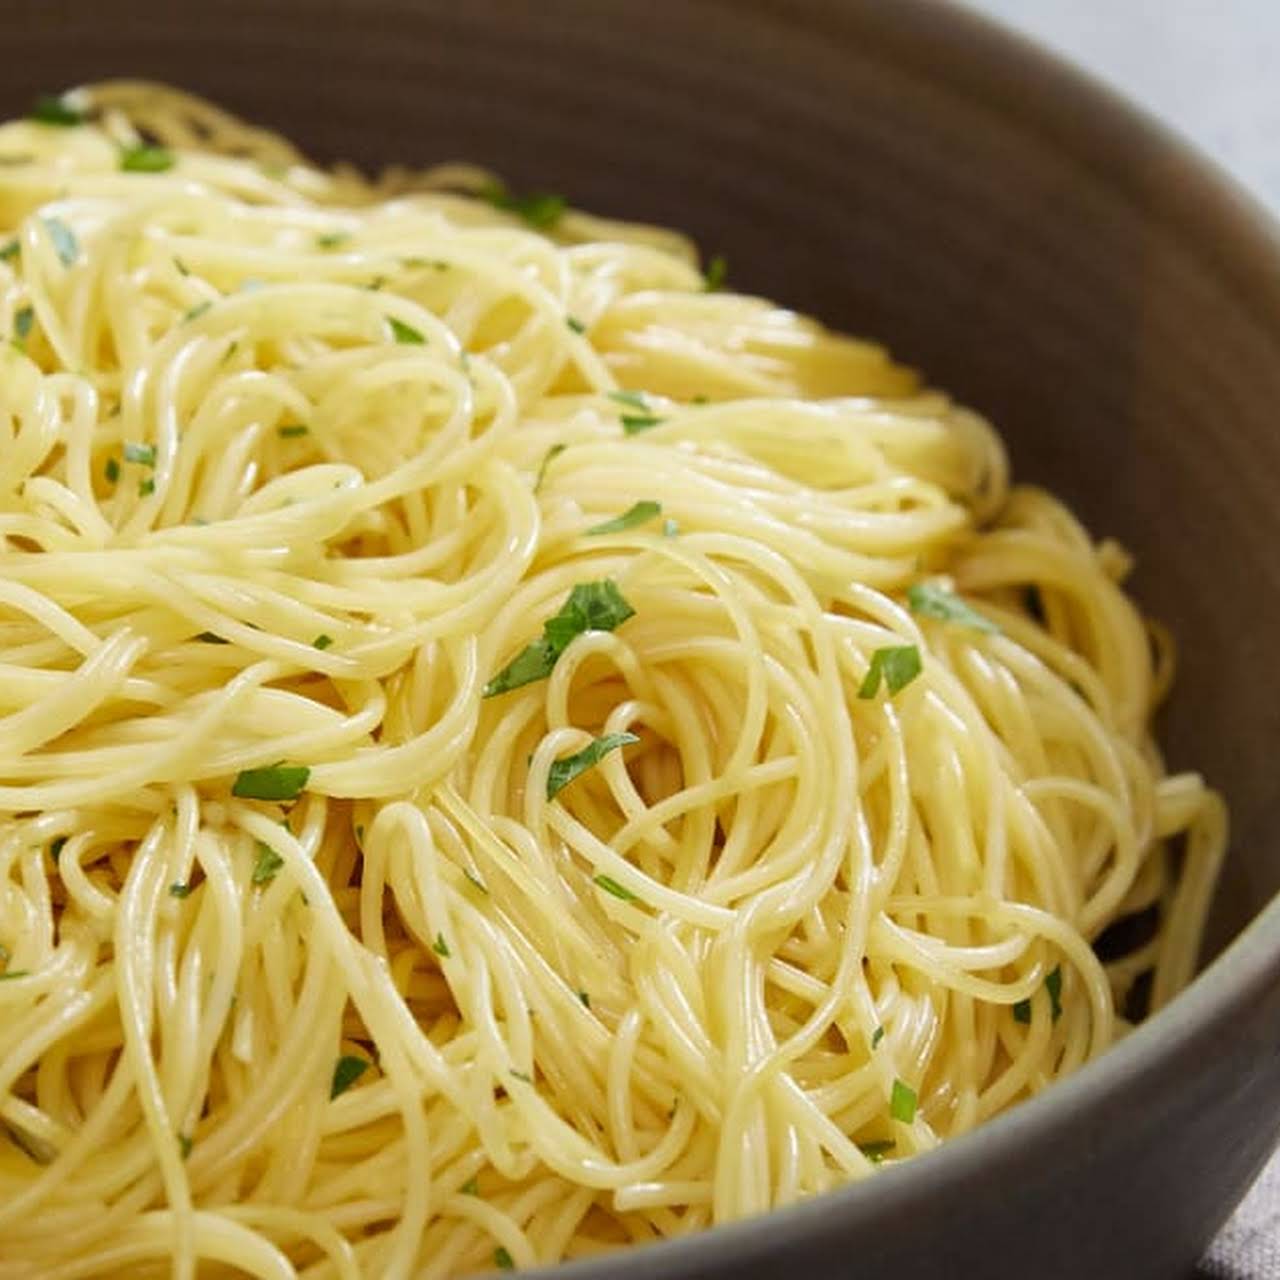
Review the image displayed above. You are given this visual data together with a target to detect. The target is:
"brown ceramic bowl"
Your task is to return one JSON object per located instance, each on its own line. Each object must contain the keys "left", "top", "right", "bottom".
{"left": 6, "top": 2, "right": 1280, "bottom": 1276}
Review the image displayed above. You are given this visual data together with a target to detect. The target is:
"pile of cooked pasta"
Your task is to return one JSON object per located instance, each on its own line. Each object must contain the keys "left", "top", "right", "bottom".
{"left": 0, "top": 82, "right": 1225, "bottom": 1280}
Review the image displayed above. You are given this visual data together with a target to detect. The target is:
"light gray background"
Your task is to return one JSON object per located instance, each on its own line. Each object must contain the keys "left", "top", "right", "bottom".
{"left": 959, "top": 2, "right": 1280, "bottom": 1273}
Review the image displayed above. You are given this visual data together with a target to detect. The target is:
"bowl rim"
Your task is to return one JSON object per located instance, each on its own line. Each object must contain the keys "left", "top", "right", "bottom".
{"left": 520, "top": 0, "right": 1280, "bottom": 1273}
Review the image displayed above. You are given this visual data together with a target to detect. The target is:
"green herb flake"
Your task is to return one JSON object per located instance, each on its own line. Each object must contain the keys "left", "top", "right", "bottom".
{"left": 44, "top": 217, "right": 79, "bottom": 267}
{"left": 577, "top": 990, "right": 590, "bottom": 1009}
{"left": 104, "top": 457, "right": 120, "bottom": 484}
{"left": 703, "top": 253, "right": 727, "bottom": 291}
{"left": 566, "top": 315, "right": 586, "bottom": 335}
{"left": 859, "top": 1139, "right": 896, "bottom": 1164}
{"left": 533, "top": 443, "right": 565, "bottom": 494}
{"left": 183, "top": 300, "right": 212, "bottom": 323}
{"left": 120, "top": 144, "right": 175, "bottom": 173}
{"left": 621, "top": 413, "right": 664, "bottom": 435}
{"left": 662, "top": 518, "right": 679, "bottom": 537}
{"left": 50, "top": 836, "right": 67, "bottom": 863}
{"left": 1046, "top": 965, "right": 1064, "bottom": 1021}
{"left": 277, "top": 423, "right": 309, "bottom": 438}
{"left": 483, "top": 579, "right": 635, "bottom": 697}
{"left": 890, "top": 1078, "right": 918, "bottom": 1124}
{"left": 858, "top": 645, "right": 922, "bottom": 699}
{"left": 871, "top": 1025, "right": 885, "bottom": 1050}
{"left": 593, "top": 873, "right": 639, "bottom": 903}
{"left": 13, "top": 306, "right": 33, "bottom": 343}
{"left": 196, "top": 631, "right": 227, "bottom": 644}
{"left": 169, "top": 882, "right": 192, "bottom": 898}
{"left": 232, "top": 763, "right": 310, "bottom": 801}
{"left": 178, "top": 1134, "right": 193, "bottom": 1159}
{"left": 509, "top": 1068, "right": 532, "bottom": 1084}
{"left": 0, "top": 240, "right": 19, "bottom": 263}
{"left": 251, "top": 842, "right": 285, "bottom": 885}
{"left": 123, "top": 442, "right": 156, "bottom": 467}
{"left": 547, "top": 731, "right": 639, "bottom": 799}
{"left": 174, "top": 257, "right": 190, "bottom": 276}
{"left": 316, "top": 230, "right": 351, "bottom": 249}
{"left": 480, "top": 182, "right": 566, "bottom": 230}
{"left": 387, "top": 316, "right": 425, "bottom": 345}
{"left": 586, "top": 500, "right": 661, "bottom": 536}
{"left": 0, "top": 970, "right": 30, "bottom": 981}
{"left": 432, "top": 932, "right": 451, "bottom": 958}
{"left": 607, "top": 389, "right": 649, "bottom": 411}
{"left": 494, "top": 1246, "right": 515, "bottom": 1271}
{"left": 313, "top": 634, "right": 334, "bottom": 650}
{"left": 1012, "top": 996, "right": 1032, "bottom": 1024}
{"left": 138, "top": 478, "right": 156, "bottom": 497}
{"left": 30, "top": 94, "right": 86, "bottom": 127}
{"left": 460, "top": 1175, "right": 481, "bottom": 1196}
{"left": 907, "top": 582, "right": 999, "bottom": 634}
{"left": 330, "top": 1054, "right": 369, "bottom": 1099}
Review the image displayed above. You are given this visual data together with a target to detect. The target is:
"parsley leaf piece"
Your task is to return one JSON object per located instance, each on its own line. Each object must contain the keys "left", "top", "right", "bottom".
{"left": 586, "top": 500, "right": 661, "bottom": 536}
{"left": 566, "top": 316, "right": 586, "bottom": 334}
{"left": 251, "top": 842, "right": 284, "bottom": 885}
{"left": 123, "top": 442, "right": 156, "bottom": 467}
{"left": 593, "top": 873, "right": 639, "bottom": 903}
{"left": 460, "top": 1175, "right": 481, "bottom": 1196}
{"left": 44, "top": 217, "right": 78, "bottom": 267}
{"left": 858, "top": 645, "right": 922, "bottom": 699}
{"left": 1046, "top": 965, "right": 1064, "bottom": 1021}
{"left": 662, "top": 518, "right": 679, "bottom": 537}
{"left": 483, "top": 580, "right": 635, "bottom": 697}
{"left": 316, "top": 230, "right": 351, "bottom": 249}
{"left": 0, "top": 240, "right": 18, "bottom": 262}
{"left": 480, "top": 182, "right": 566, "bottom": 230}
{"left": 432, "top": 932, "right": 451, "bottom": 958}
{"left": 494, "top": 1247, "right": 515, "bottom": 1271}
{"left": 120, "top": 144, "right": 174, "bottom": 173}
{"left": 890, "top": 1078, "right": 918, "bottom": 1124}
{"left": 13, "top": 305, "right": 33, "bottom": 346}
{"left": 577, "top": 990, "right": 590, "bottom": 1008}
{"left": 533, "top": 443, "right": 565, "bottom": 494}
{"left": 509, "top": 1069, "right": 532, "bottom": 1084}
{"left": 30, "top": 94, "right": 86, "bottom": 126}
{"left": 169, "top": 882, "right": 192, "bottom": 899}
{"left": 178, "top": 1134, "right": 193, "bottom": 1159}
{"left": 232, "top": 764, "right": 310, "bottom": 801}
{"left": 183, "top": 300, "right": 212, "bottom": 323}
{"left": 871, "top": 1025, "right": 885, "bottom": 1050}
{"left": 277, "top": 423, "right": 308, "bottom": 438}
{"left": 546, "top": 731, "right": 639, "bottom": 799}
{"left": 621, "top": 413, "right": 664, "bottom": 435}
{"left": 607, "top": 390, "right": 649, "bottom": 411}
{"left": 703, "top": 253, "right": 727, "bottom": 291}
{"left": 138, "top": 478, "right": 155, "bottom": 497}
{"left": 907, "top": 582, "right": 999, "bottom": 634}
{"left": 387, "top": 316, "right": 425, "bottom": 345}
{"left": 313, "top": 634, "right": 333, "bottom": 650}
{"left": 104, "top": 457, "right": 120, "bottom": 484}
{"left": 196, "top": 631, "right": 227, "bottom": 644}
{"left": 330, "top": 1054, "right": 369, "bottom": 1099}
{"left": 0, "top": 970, "right": 30, "bottom": 981}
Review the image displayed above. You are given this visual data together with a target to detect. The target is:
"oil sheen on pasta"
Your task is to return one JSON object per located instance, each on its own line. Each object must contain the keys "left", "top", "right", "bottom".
{"left": 0, "top": 83, "right": 1226, "bottom": 1280}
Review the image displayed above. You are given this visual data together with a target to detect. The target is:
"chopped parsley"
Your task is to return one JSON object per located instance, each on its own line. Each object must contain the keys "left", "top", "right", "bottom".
{"left": 0, "top": 970, "right": 30, "bottom": 981}
{"left": 0, "top": 240, "right": 18, "bottom": 262}
{"left": 890, "top": 1078, "right": 918, "bottom": 1124}
{"left": 251, "top": 842, "right": 284, "bottom": 885}
{"left": 178, "top": 1134, "right": 193, "bottom": 1159}
{"left": 546, "top": 731, "right": 639, "bottom": 799}
{"left": 120, "top": 144, "right": 175, "bottom": 173}
{"left": 494, "top": 1247, "right": 515, "bottom": 1271}
{"left": 196, "top": 631, "right": 228, "bottom": 644}
{"left": 316, "top": 230, "right": 351, "bottom": 249}
{"left": 621, "top": 413, "right": 664, "bottom": 435}
{"left": 1013, "top": 965, "right": 1065, "bottom": 1025}
{"left": 907, "top": 582, "right": 998, "bottom": 634}
{"left": 858, "top": 645, "right": 922, "bottom": 699}
{"left": 586, "top": 500, "right": 661, "bottom": 536}
{"left": 662, "top": 519, "right": 679, "bottom": 537}
{"left": 483, "top": 580, "right": 635, "bottom": 697}
{"left": 183, "top": 301, "right": 212, "bottom": 323}
{"left": 703, "top": 254, "right": 727, "bottom": 291}
{"left": 277, "top": 423, "right": 308, "bottom": 438}
{"left": 330, "top": 1054, "right": 369, "bottom": 1099}
{"left": 232, "top": 763, "right": 310, "bottom": 801}
{"left": 480, "top": 182, "right": 566, "bottom": 230}
{"left": 13, "top": 306, "right": 34, "bottom": 344}
{"left": 123, "top": 442, "right": 156, "bottom": 467}
{"left": 460, "top": 1175, "right": 481, "bottom": 1196}
{"left": 174, "top": 257, "right": 190, "bottom": 276}
{"left": 607, "top": 390, "right": 649, "bottom": 411}
{"left": 593, "top": 873, "right": 639, "bottom": 903}
{"left": 871, "top": 1025, "right": 885, "bottom": 1050}
{"left": 30, "top": 94, "right": 86, "bottom": 126}
{"left": 387, "top": 316, "right": 425, "bottom": 345}
{"left": 44, "top": 217, "right": 79, "bottom": 267}
{"left": 432, "top": 932, "right": 450, "bottom": 958}
{"left": 566, "top": 316, "right": 586, "bottom": 334}
{"left": 169, "top": 882, "right": 192, "bottom": 898}
{"left": 313, "top": 634, "right": 334, "bottom": 650}
{"left": 138, "top": 478, "right": 155, "bottom": 497}
{"left": 509, "top": 1068, "right": 532, "bottom": 1084}
{"left": 577, "top": 990, "right": 590, "bottom": 1008}
{"left": 533, "top": 443, "right": 565, "bottom": 493}
{"left": 104, "top": 457, "right": 120, "bottom": 484}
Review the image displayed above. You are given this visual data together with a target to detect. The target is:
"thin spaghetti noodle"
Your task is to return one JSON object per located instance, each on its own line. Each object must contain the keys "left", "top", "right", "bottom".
{"left": 0, "top": 82, "right": 1226, "bottom": 1279}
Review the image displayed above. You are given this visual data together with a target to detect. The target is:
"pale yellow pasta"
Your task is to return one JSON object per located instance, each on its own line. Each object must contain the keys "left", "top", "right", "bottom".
{"left": 0, "top": 82, "right": 1225, "bottom": 1280}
